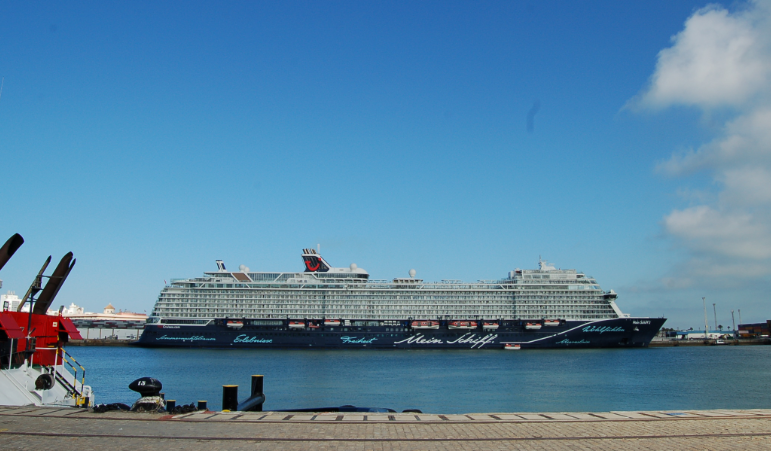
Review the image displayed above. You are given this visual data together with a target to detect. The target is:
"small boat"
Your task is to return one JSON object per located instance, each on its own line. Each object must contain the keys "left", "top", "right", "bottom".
{"left": 504, "top": 343, "right": 521, "bottom": 350}
{"left": 482, "top": 322, "right": 499, "bottom": 330}
{"left": 324, "top": 319, "right": 341, "bottom": 327}
{"left": 525, "top": 323, "right": 542, "bottom": 330}
{"left": 411, "top": 321, "right": 440, "bottom": 330}
{"left": 448, "top": 321, "right": 477, "bottom": 330}
{"left": 226, "top": 321, "right": 244, "bottom": 329}
{"left": 308, "top": 321, "right": 320, "bottom": 329}
{"left": 288, "top": 321, "right": 306, "bottom": 329}
{"left": 544, "top": 320, "right": 560, "bottom": 326}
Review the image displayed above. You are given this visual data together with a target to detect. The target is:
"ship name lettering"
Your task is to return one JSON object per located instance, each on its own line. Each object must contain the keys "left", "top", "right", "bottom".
{"left": 632, "top": 321, "right": 650, "bottom": 325}
{"left": 582, "top": 326, "right": 625, "bottom": 334}
{"left": 556, "top": 338, "right": 590, "bottom": 345}
{"left": 233, "top": 334, "right": 273, "bottom": 344}
{"left": 340, "top": 336, "right": 378, "bottom": 344}
{"left": 394, "top": 334, "right": 444, "bottom": 345}
{"left": 156, "top": 335, "right": 216, "bottom": 342}
{"left": 446, "top": 333, "right": 499, "bottom": 349}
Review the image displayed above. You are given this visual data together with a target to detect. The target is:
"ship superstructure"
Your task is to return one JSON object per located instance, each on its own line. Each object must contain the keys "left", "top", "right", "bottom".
{"left": 138, "top": 249, "right": 665, "bottom": 349}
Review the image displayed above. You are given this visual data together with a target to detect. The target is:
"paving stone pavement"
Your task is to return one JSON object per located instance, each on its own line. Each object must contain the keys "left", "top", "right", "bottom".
{"left": 1, "top": 406, "right": 770, "bottom": 450}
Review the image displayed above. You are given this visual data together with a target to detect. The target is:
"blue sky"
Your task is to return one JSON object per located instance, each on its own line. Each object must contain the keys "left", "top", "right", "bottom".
{"left": 2, "top": 1, "right": 770, "bottom": 330}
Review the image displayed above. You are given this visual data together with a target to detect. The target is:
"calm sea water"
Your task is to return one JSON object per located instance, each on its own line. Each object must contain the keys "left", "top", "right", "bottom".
{"left": 71, "top": 346, "right": 771, "bottom": 413}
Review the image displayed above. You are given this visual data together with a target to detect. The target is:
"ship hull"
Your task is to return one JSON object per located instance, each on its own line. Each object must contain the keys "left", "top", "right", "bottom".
{"left": 135, "top": 317, "right": 666, "bottom": 350}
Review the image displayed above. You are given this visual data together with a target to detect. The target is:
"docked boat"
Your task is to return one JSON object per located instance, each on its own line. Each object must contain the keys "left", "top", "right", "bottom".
{"left": 137, "top": 249, "right": 666, "bottom": 349}
{"left": 0, "top": 234, "right": 94, "bottom": 407}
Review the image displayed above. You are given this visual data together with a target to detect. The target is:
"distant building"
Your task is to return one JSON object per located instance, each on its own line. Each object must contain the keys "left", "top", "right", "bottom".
{"left": 1, "top": 291, "right": 25, "bottom": 312}
{"left": 737, "top": 321, "right": 771, "bottom": 338}
{"left": 676, "top": 331, "right": 726, "bottom": 340}
{"left": 60, "top": 303, "right": 147, "bottom": 339}
{"left": 62, "top": 302, "right": 146, "bottom": 323}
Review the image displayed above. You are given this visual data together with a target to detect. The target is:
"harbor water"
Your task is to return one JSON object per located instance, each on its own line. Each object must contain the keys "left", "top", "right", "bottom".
{"left": 76, "top": 346, "right": 771, "bottom": 413}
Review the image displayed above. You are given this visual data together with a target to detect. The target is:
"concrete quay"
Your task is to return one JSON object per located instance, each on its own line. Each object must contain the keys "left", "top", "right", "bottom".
{"left": 2, "top": 406, "right": 771, "bottom": 450}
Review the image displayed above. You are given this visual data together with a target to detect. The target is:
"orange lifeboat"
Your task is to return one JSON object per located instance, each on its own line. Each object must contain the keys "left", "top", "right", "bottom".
{"left": 411, "top": 321, "right": 440, "bottom": 330}
{"left": 448, "top": 321, "right": 478, "bottom": 330}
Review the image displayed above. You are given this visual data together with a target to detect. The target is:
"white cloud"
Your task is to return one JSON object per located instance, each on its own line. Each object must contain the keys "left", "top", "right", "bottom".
{"left": 634, "top": 1, "right": 771, "bottom": 288}
{"left": 664, "top": 205, "right": 771, "bottom": 259}
{"left": 657, "top": 107, "right": 771, "bottom": 176}
{"left": 637, "top": 3, "right": 771, "bottom": 109}
{"left": 720, "top": 166, "right": 771, "bottom": 206}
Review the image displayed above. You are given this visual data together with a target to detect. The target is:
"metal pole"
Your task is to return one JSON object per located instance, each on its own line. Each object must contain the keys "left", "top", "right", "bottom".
{"left": 713, "top": 303, "right": 717, "bottom": 331}
{"left": 703, "top": 297, "right": 709, "bottom": 340}
{"left": 739, "top": 309, "right": 742, "bottom": 326}
{"left": 732, "top": 310, "right": 736, "bottom": 339}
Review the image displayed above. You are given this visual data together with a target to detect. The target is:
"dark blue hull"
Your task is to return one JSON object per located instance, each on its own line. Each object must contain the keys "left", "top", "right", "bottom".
{"left": 136, "top": 317, "right": 666, "bottom": 349}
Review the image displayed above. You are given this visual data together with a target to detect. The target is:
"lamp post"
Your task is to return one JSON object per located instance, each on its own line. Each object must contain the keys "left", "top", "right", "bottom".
{"left": 703, "top": 297, "right": 709, "bottom": 340}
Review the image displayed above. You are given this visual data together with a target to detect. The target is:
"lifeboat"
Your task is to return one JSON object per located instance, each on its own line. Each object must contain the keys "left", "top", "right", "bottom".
{"left": 504, "top": 343, "right": 521, "bottom": 350}
{"left": 288, "top": 321, "right": 306, "bottom": 329}
{"left": 448, "top": 321, "right": 478, "bottom": 330}
{"left": 544, "top": 320, "right": 560, "bottom": 326}
{"left": 226, "top": 320, "right": 244, "bottom": 329}
{"left": 324, "top": 319, "right": 341, "bottom": 327}
{"left": 308, "top": 321, "right": 320, "bottom": 329}
{"left": 525, "top": 323, "right": 542, "bottom": 330}
{"left": 411, "top": 321, "right": 440, "bottom": 330}
{"left": 482, "top": 322, "right": 499, "bottom": 330}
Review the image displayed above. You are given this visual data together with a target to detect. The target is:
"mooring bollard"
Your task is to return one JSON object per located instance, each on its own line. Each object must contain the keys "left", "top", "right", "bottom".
{"left": 166, "top": 400, "right": 176, "bottom": 411}
{"left": 236, "top": 375, "right": 266, "bottom": 412}
{"left": 222, "top": 385, "right": 239, "bottom": 411}
{"left": 198, "top": 400, "right": 208, "bottom": 411}
{"left": 251, "top": 375, "right": 264, "bottom": 412}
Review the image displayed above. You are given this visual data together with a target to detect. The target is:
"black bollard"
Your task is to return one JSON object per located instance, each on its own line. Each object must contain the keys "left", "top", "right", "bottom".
{"left": 236, "top": 375, "right": 266, "bottom": 411}
{"left": 166, "top": 400, "right": 176, "bottom": 411}
{"left": 198, "top": 400, "right": 208, "bottom": 411}
{"left": 251, "top": 375, "right": 264, "bottom": 412}
{"left": 222, "top": 385, "right": 238, "bottom": 411}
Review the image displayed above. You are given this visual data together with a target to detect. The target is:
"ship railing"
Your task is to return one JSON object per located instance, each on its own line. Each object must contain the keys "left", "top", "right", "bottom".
{"left": 54, "top": 348, "right": 90, "bottom": 406}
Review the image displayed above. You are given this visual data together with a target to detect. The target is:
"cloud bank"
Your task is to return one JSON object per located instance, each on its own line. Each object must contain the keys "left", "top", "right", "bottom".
{"left": 635, "top": 0, "right": 771, "bottom": 288}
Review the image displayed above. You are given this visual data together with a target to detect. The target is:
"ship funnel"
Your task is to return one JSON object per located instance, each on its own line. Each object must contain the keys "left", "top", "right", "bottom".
{"left": 216, "top": 260, "right": 226, "bottom": 271}
{"left": 33, "top": 252, "right": 76, "bottom": 315}
{"left": 301, "top": 248, "right": 330, "bottom": 272}
{"left": 0, "top": 233, "right": 24, "bottom": 272}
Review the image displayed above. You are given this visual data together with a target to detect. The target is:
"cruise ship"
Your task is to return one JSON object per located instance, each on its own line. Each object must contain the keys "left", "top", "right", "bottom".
{"left": 136, "top": 249, "right": 666, "bottom": 349}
